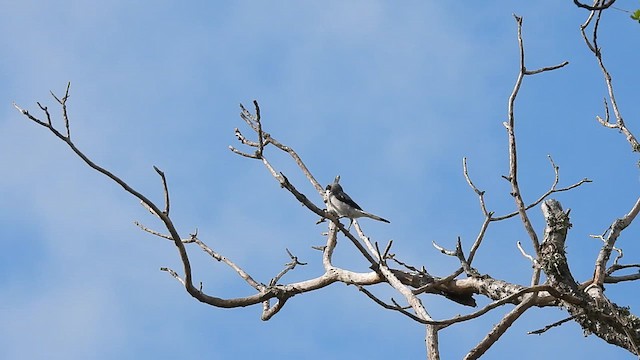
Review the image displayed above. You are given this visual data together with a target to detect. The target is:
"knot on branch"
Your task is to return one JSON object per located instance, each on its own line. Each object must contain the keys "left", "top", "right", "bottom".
{"left": 542, "top": 199, "right": 572, "bottom": 236}
{"left": 540, "top": 199, "right": 579, "bottom": 297}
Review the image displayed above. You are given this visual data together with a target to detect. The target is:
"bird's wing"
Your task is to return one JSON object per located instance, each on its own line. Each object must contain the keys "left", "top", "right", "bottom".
{"left": 333, "top": 184, "right": 362, "bottom": 210}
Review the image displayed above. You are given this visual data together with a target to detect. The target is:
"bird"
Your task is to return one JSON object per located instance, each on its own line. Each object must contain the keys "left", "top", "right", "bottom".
{"left": 325, "top": 176, "right": 390, "bottom": 223}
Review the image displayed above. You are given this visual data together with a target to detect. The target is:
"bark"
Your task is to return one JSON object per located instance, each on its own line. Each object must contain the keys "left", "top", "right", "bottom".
{"left": 540, "top": 199, "right": 640, "bottom": 355}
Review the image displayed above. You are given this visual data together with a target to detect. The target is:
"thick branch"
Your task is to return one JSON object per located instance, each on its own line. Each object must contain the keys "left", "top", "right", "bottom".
{"left": 540, "top": 199, "right": 640, "bottom": 356}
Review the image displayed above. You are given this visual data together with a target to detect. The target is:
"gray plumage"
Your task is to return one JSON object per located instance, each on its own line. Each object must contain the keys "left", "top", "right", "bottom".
{"left": 325, "top": 176, "right": 390, "bottom": 223}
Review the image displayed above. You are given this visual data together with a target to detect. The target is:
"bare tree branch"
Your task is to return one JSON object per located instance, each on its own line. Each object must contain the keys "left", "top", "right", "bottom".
{"left": 486, "top": 162, "right": 590, "bottom": 222}
{"left": 505, "top": 14, "right": 569, "bottom": 259}
{"left": 592, "top": 197, "right": 640, "bottom": 287}
{"left": 13, "top": 5, "right": 640, "bottom": 358}
{"left": 153, "top": 166, "right": 170, "bottom": 215}
{"left": 269, "top": 248, "right": 307, "bottom": 286}
{"left": 357, "top": 285, "right": 428, "bottom": 324}
{"left": 463, "top": 157, "right": 491, "bottom": 218}
{"left": 528, "top": 315, "right": 576, "bottom": 335}
{"left": 580, "top": 6, "right": 640, "bottom": 152}
{"left": 161, "top": 267, "right": 186, "bottom": 286}
{"left": 607, "top": 263, "right": 640, "bottom": 276}
{"left": 465, "top": 295, "right": 537, "bottom": 360}
{"left": 574, "top": 0, "right": 616, "bottom": 11}
{"left": 354, "top": 220, "right": 432, "bottom": 322}
{"left": 352, "top": 220, "right": 439, "bottom": 356}
{"left": 541, "top": 199, "right": 640, "bottom": 356}
{"left": 516, "top": 241, "right": 537, "bottom": 267}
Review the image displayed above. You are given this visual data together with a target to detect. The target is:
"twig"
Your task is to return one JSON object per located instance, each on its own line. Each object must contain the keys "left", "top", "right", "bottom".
{"left": 606, "top": 263, "right": 640, "bottom": 276}
{"left": 192, "top": 237, "right": 265, "bottom": 291}
{"left": 352, "top": 219, "right": 436, "bottom": 347}
{"left": 432, "top": 240, "right": 457, "bottom": 257}
{"left": 491, "top": 177, "right": 591, "bottom": 222}
{"left": 465, "top": 295, "right": 537, "bottom": 360}
{"left": 234, "top": 102, "right": 325, "bottom": 194}
{"left": 358, "top": 286, "right": 428, "bottom": 324}
{"left": 228, "top": 145, "right": 260, "bottom": 158}
{"left": 467, "top": 216, "right": 491, "bottom": 265}
{"left": 505, "top": 14, "right": 568, "bottom": 258}
{"left": 579, "top": 267, "right": 640, "bottom": 288}
{"left": 135, "top": 221, "right": 173, "bottom": 240}
{"left": 269, "top": 248, "right": 307, "bottom": 286}
{"left": 382, "top": 240, "right": 393, "bottom": 260}
{"left": 463, "top": 158, "right": 490, "bottom": 217}
{"left": 604, "top": 273, "right": 640, "bottom": 284}
{"left": 161, "top": 267, "right": 186, "bottom": 286}
{"left": 574, "top": 0, "right": 616, "bottom": 11}
{"left": 517, "top": 241, "right": 537, "bottom": 267}
{"left": 581, "top": 6, "right": 640, "bottom": 152}
{"left": 388, "top": 255, "right": 427, "bottom": 275}
{"left": 434, "top": 238, "right": 478, "bottom": 277}
{"left": 49, "top": 82, "right": 72, "bottom": 139}
{"left": 439, "top": 285, "right": 554, "bottom": 328}
{"left": 593, "top": 197, "right": 640, "bottom": 287}
{"left": 528, "top": 315, "right": 576, "bottom": 335}
{"left": 153, "top": 166, "right": 170, "bottom": 215}
{"left": 253, "top": 100, "right": 265, "bottom": 157}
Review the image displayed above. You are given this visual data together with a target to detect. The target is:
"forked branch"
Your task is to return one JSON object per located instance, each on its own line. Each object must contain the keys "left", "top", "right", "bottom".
{"left": 505, "top": 15, "right": 569, "bottom": 260}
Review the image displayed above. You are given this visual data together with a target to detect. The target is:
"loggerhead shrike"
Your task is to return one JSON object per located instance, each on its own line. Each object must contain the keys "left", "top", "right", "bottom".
{"left": 325, "top": 176, "right": 390, "bottom": 223}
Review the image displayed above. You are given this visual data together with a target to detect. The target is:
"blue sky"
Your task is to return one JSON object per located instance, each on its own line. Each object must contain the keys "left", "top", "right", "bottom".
{"left": 1, "top": 1, "right": 639, "bottom": 359}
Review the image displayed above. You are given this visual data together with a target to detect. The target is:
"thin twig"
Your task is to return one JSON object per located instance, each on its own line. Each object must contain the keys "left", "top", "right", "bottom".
{"left": 192, "top": 237, "right": 265, "bottom": 291}
{"left": 467, "top": 216, "right": 491, "bottom": 265}
{"left": 606, "top": 263, "right": 640, "bottom": 276}
{"left": 528, "top": 315, "right": 576, "bottom": 335}
{"left": 161, "top": 267, "right": 186, "bottom": 286}
{"left": 506, "top": 15, "right": 540, "bottom": 256}
{"left": 491, "top": 177, "right": 591, "bottom": 222}
{"left": 581, "top": 6, "right": 640, "bottom": 152}
{"left": 432, "top": 241, "right": 457, "bottom": 257}
{"left": 153, "top": 166, "right": 170, "bottom": 215}
{"left": 269, "top": 248, "right": 307, "bottom": 286}
{"left": 593, "top": 197, "right": 640, "bottom": 287}
{"left": 353, "top": 220, "right": 434, "bottom": 327}
{"left": 358, "top": 286, "right": 428, "bottom": 324}
{"left": 517, "top": 241, "right": 537, "bottom": 267}
{"left": 387, "top": 255, "right": 426, "bottom": 274}
{"left": 463, "top": 158, "right": 490, "bottom": 217}
{"left": 525, "top": 61, "right": 569, "bottom": 75}
{"left": 234, "top": 102, "right": 325, "bottom": 194}
{"left": 135, "top": 221, "right": 172, "bottom": 240}
{"left": 574, "top": 0, "right": 616, "bottom": 11}
{"left": 322, "top": 222, "right": 339, "bottom": 269}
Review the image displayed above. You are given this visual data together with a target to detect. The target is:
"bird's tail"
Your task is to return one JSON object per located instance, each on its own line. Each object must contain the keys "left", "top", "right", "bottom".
{"left": 361, "top": 211, "right": 391, "bottom": 223}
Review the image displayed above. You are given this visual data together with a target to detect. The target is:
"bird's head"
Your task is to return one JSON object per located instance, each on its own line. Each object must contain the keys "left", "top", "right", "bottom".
{"left": 326, "top": 175, "right": 341, "bottom": 192}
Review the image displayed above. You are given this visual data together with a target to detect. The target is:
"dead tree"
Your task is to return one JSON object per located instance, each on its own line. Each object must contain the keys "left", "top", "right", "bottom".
{"left": 12, "top": 5, "right": 640, "bottom": 359}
